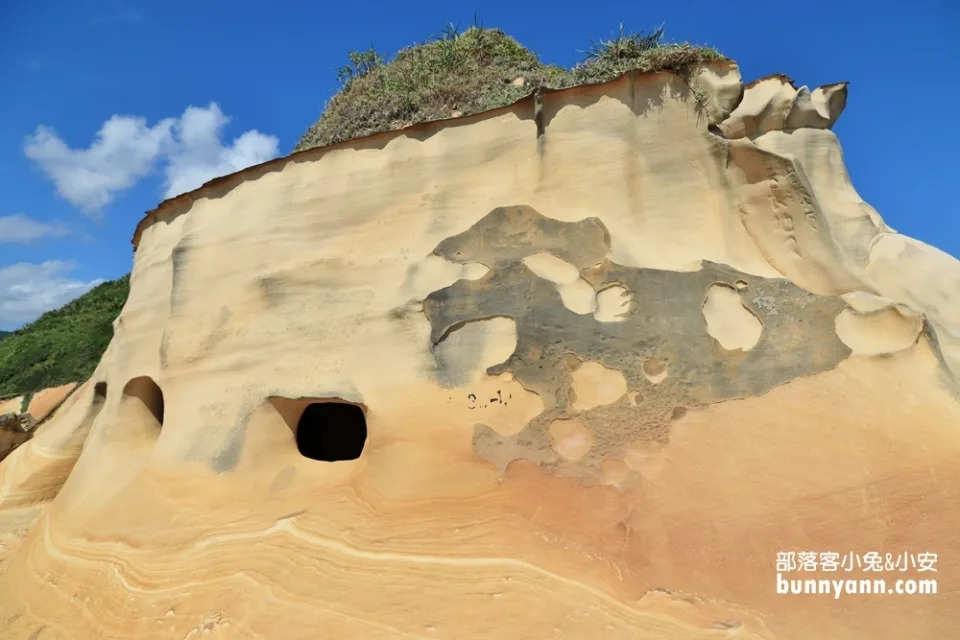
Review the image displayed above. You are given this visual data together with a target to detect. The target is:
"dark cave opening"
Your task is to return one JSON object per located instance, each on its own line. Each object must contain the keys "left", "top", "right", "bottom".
{"left": 296, "top": 402, "right": 367, "bottom": 461}
{"left": 122, "top": 376, "right": 164, "bottom": 427}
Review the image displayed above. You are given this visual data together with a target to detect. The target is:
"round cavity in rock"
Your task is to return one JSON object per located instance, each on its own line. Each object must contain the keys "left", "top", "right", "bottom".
{"left": 834, "top": 306, "right": 923, "bottom": 356}
{"left": 520, "top": 253, "right": 595, "bottom": 314}
{"left": 558, "top": 279, "right": 597, "bottom": 315}
{"left": 296, "top": 402, "right": 367, "bottom": 462}
{"left": 735, "top": 280, "right": 748, "bottom": 290}
{"left": 460, "top": 263, "right": 490, "bottom": 280}
{"left": 122, "top": 376, "right": 164, "bottom": 427}
{"left": 671, "top": 406, "right": 688, "bottom": 420}
{"left": 643, "top": 358, "right": 668, "bottom": 384}
{"left": 594, "top": 285, "right": 633, "bottom": 323}
{"left": 115, "top": 377, "right": 165, "bottom": 453}
{"left": 570, "top": 362, "right": 628, "bottom": 411}
{"left": 547, "top": 419, "right": 594, "bottom": 461}
{"left": 702, "top": 283, "right": 763, "bottom": 351}
{"left": 521, "top": 252, "right": 579, "bottom": 284}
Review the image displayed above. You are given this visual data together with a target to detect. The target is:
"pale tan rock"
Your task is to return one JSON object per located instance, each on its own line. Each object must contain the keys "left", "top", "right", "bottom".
{"left": 522, "top": 252, "right": 597, "bottom": 314}
{"left": 702, "top": 283, "right": 763, "bottom": 351}
{"left": 0, "top": 383, "right": 82, "bottom": 468}
{"left": 692, "top": 59, "right": 743, "bottom": 124}
{"left": 547, "top": 418, "right": 593, "bottom": 460}
{"left": 570, "top": 361, "right": 628, "bottom": 411}
{"left": 866, "top": 233, "right": 960, "bottom": 378}
{"left": 835, "top": 305, "right": 923, "bottom": 355}
{"left": 0, "top": 380, "right": 105, "bottom": 508}
{"left": 26, "top": 382, "right": 78, "bottom": 422}
{"left": 642, "top": 357, "right": 668, "bottom": 384}
{"left": 0, "top": 397, "right": 22, "bottom": 416}
{"left": 784, "top": 83, "right": 848, "bottom": 130}
{"left": 594, "top": 284, "right": 632, "bottom": 322}
{"left": 718, "top": 75, "right": 847, "bottom": 139}
{"left": 0, "top": 62, "right": 957, "bottom": 639}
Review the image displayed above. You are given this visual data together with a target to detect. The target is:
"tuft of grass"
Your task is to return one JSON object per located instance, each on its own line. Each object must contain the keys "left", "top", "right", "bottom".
{"left": 0, "top": 275, "right": 130, "bottom": 396}
{"left": 19, "top": 392, "right": 33, "bottom": 414}
{"left": 294, "top": 23, "right": 723, "bottom": 152}
{"left": 337, "top": 47, "right": 385, "bottom": 88}
{"left": 572, "top": 24, "right": 722, "bottom": 85}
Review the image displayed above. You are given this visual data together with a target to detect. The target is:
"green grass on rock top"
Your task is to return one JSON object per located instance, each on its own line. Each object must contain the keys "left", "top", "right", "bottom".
{"left": 295, "top": 24, "right": 721, "bottom": 151}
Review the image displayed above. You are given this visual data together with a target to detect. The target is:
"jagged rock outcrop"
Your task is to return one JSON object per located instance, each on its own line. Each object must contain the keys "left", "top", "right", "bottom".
{"left": 1, "top": 413, "right": 35, "bottom": 476}
{"left": 717, "top": 74, "right": 848, "bottom": 137}
{"left": 2, "top": 415, "right": 35, "bottom": 434}
{"left": 0, "top": 61, "right": 957, "bottom": 639}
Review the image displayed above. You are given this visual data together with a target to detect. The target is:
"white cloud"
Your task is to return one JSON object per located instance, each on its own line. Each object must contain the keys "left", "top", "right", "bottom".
{"left": 0, "top": 213, "right": 69, "bottom": 243}
{"left": 24, "top": 103, "right": 279, "bottom": 215}
{"left": 0, "top": 261, "right": 103, "bottom": 330}
{"left": 24, "top": 116, "right": 174, "bottom": 215}
{"left": 164, "top": 103, "right": 279, "bottom": 198}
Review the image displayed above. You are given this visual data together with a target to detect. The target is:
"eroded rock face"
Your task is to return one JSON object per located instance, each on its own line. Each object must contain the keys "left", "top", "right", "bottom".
{"left": 424, "top": 204, "right": 851, "bottom": 483}
{"left": 1, "top": 62, "right": 958, "bottom": 639}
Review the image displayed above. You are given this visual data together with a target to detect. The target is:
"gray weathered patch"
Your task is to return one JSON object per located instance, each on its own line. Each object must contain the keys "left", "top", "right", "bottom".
{"left": 424, "top": 205, "right": 851, "bottom": 483}
{"left": 433, "top": 205, "right": 609, "bottom": 268}
{"left": 211, "top": 416, "right": 247, "bottom": 473}
{"left": 169, "top": 236, "right": 194, "bottom": 313}
{"left": 258, "top": 276, "right": 286, "bottom": 306}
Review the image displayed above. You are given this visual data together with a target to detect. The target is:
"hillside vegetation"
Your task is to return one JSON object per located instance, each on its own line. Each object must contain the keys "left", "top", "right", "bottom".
{"left": 0, "top": 276, "right": 129, "bottom": 396}
{"left": 295, "top": 24, "right": 721, "bottom": 150}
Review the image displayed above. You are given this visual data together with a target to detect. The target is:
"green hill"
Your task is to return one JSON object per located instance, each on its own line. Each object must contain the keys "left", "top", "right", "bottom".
{"left": 0, "top": 275, "right": 130, "bottom": 396}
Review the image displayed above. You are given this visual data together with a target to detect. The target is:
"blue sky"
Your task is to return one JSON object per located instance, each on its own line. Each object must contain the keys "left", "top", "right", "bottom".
{"left": 0, "top": 0, "right": 957, "bottom": 330}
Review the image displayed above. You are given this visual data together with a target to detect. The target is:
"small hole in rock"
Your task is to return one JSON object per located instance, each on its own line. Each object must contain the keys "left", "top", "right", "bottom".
{"left": 94, "top": 381, "right": 108, "bottom": 399}
{"left": 297, "top": 402, "right": 367, "bottom": 462}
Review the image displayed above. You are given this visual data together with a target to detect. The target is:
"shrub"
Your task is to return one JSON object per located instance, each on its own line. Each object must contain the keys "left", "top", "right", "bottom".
{"left": 572, "top": 24, "right": 722, "bottom": 84}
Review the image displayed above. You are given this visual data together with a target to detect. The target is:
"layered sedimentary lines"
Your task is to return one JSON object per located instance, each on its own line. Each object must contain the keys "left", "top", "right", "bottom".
{"left": 424, "top": 205, "right": 851, "bottom": 483}
{"left": 1, "top": 61, "right": 960, "bottom": 639}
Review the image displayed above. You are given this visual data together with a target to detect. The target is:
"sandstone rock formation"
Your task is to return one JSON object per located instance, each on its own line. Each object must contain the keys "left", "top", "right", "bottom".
{"left": 0, "top": 396, "right": 23, "bottom": 417}
{"left": 0, "top": 383, "right": 76, "bottom": 464}
{"left": 0, "top": 61, "right": 957, "bottom": 639}
{"left": 25, "top": 384, "right": 79, "bottom": 425}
